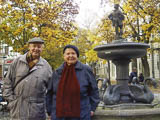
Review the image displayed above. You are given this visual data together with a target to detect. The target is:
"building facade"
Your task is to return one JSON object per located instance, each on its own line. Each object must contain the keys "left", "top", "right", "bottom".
{"left": 0, "top": 44, "right": 19, "bottom": 80}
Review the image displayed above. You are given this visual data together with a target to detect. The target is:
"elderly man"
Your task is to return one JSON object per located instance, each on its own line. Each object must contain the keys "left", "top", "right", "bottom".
{"left": 3, "top": 37, "right": 52, "bottom": 120}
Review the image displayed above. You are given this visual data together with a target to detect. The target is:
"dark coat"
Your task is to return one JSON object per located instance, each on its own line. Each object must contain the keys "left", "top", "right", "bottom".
{"left": 129, "top": 72, "right": 137, "bottom": 84}
{"left": 46, "top": 61, "right": 100, "bottom": 120}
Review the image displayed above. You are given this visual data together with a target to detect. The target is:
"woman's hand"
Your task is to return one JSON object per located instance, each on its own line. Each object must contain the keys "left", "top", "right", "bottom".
{"left": 90, "top": 111, "right": 94, "bottom": 116}
{"left": 48, "top": 115, "right": 51, "bottom": 120}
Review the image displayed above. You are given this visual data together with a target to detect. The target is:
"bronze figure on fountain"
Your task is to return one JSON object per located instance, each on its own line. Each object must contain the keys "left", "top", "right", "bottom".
{"left": 108, "top": 4, "right": 125, "bottom": 40}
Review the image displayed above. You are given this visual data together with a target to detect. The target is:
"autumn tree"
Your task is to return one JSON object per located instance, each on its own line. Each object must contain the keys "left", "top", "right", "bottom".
{"left": 122, "top": 0, "right": 160, "bottom": 77}
{"left": 97, "top": 16, "right": 115, "bottom": 43}
{"left": 85, "top": 15, "right": 115, "bottom": 76}
{"left": 0, "top": 0, "right": 79, "bottom": 69}
{"left": 71, "top": 28, "right": 102, "bottom": 75}
{"left": 73, "top": 28, "right": 100, "bottom": 63}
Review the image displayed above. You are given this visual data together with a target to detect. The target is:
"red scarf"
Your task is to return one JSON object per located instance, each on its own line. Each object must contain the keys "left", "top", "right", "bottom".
{"left": 56, "top": 63, "right": 80, "bottom": 118}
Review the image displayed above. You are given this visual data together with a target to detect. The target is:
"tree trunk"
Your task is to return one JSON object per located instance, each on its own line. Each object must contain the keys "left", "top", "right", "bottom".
{"left": 90, "top": 62, "right": 97, "bottom": 76}
{"left": 131, "top": 58, "right": 137, "bottom": 69}
{"left": 108, "top": 60, "right": 110, "bottom": 81}
{"left": 141, "top": 55, "right": 150, "bottom": 77}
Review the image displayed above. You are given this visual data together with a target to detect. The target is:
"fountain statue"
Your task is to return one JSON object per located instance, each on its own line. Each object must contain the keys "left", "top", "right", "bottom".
{"left": 94, "top": 4, "right": 154, "bottom": 105}
{"left": 108, "top": 4, "right": 124, "bottom": 40}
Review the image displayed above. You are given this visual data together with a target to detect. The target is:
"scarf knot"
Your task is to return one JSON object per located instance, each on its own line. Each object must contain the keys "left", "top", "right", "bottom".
{"left": 26, "top": 52, "right": 39, "bottom": 70}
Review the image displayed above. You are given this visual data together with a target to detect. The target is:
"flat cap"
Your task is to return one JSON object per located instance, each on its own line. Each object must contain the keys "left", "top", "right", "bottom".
{"left": 28, "top": 37, "right": 44, "bottom": 44}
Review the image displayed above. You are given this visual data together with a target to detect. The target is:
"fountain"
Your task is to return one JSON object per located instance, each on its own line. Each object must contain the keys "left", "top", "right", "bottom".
{"left": 93, "top": 4, "right": 160, "bottom": 120}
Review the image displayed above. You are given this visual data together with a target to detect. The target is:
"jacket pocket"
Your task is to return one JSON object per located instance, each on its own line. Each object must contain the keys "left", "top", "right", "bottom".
{"left": 28, "top": 100, "right": 45, "bottom": 119}
{"left": 8, "top": 97, "right": 19, "bottom": 118}
{"left": 7, "top": 95, "right": 19, "bottom": 109}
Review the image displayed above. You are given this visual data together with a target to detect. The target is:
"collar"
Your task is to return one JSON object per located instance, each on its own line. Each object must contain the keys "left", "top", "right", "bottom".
{"left": 19, "top": 52, "right": 44, "bottom": 66}
{"left": 56, "top": 61, "right": 83, "bottom": 74}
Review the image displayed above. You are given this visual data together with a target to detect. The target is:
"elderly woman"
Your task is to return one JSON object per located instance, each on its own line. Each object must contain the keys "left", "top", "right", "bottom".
{"left": 46, "top": 45, "right": 100, "bottom": 120}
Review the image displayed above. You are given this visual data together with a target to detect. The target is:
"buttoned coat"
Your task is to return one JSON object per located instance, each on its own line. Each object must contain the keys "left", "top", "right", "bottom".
{"left": 46, "top": 61, "right": 100, "bottom": 120}
{"left": 3, "top": 53, "right": 52, "bottom": 120}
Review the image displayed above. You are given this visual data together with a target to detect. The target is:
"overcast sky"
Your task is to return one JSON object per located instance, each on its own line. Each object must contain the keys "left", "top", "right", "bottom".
{"left": 75, "top": 0, "right": 113, "bottom": 29}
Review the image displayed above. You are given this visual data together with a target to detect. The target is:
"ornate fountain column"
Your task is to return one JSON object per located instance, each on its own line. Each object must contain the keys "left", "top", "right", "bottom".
{"left": 113, "top": 59, "right": 132, "bottom": 103}
{"left": 113, "top": 59, "right": 130, "bottom": 85}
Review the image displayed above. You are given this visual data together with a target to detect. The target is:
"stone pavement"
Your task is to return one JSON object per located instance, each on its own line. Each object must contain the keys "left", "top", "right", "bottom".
{"left": 0, "top": 111, "right": 9, "bottom": 120}
{"left": 0, "top": 93, "right": 160, "bottom": 120}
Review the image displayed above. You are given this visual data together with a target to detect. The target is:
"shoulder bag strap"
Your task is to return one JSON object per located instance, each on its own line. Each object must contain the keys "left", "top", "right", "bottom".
{"left": 12, "top": 70, "right": 35, "bottom": 91}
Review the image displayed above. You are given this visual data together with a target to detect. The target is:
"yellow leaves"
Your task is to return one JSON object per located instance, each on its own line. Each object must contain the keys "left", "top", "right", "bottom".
{"left": 143, "top": 0, "right": 149, "bottom": 3}
{"left": 85, "top": 49, "right": 98, "bottom": 63}
{"left": 25, "top": 13, "right": 33, "bottom": 19}
{"left": 121, "top": 0, "right": 160, "bottom": 43}
{"left": 18, "top": 44, "right": 28, "bottom": 54}
{"left": 7, "top": 4, "right": 12, "bottom": 10}
{"left": 153, "top": 37, "right": 160, "bottom": 43}
{"left": 32, "top": 33, "right": 39, "bottom": 37}
{"left": 123, "top": 4, "right": 132, "bottom": 13}
{"left": 142, "top": 24, "right": 151, "bottom": 31}
{"left": 13, "top": 26, "right": 24, "bottom": 36}
{"left": 24, "top": 23, "right": 33, "bottom": 29}
{"left": 45, "top": 29, "right": 53, "bottom": 38}
{"left": 102, "top": 60, "right": 107, "bottom": 65}
{"left": 0, "top": 24, "right": 10, "bottom": 32}
{"left": 33, "top": 16, "right": 38, "bottom": 21}
{"left": 108, "top": 0, "right": 120, "bottom": 4}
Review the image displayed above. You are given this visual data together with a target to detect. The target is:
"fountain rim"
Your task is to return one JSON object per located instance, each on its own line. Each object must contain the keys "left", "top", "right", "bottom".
{"left": 94, "top": 42, "right": 150, "bottom": 51}
{"left": 94, "top": 107, "right": 160, "bottom": 117}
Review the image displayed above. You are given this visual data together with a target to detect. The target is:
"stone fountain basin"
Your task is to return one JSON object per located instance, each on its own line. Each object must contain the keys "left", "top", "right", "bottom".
{"left": 92, "top": 108, "right": 160, "bottom": 120}
{"left": 94, "top": 42, "right": 150, "bottom": 60}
